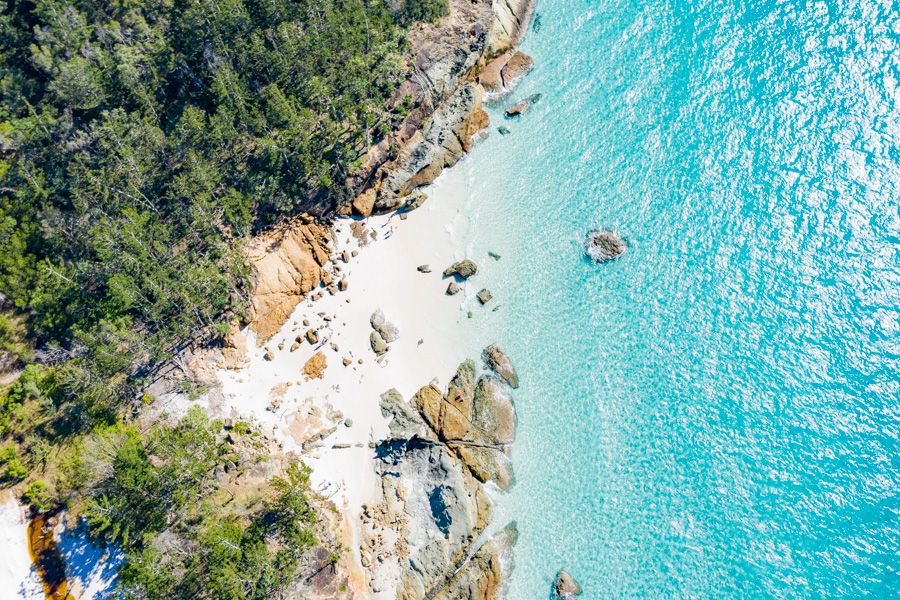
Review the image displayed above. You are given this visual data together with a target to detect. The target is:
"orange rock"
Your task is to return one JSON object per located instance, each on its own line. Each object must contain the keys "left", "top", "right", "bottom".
{"left": 302, "top": 351, "right": 327, "bottom": 380}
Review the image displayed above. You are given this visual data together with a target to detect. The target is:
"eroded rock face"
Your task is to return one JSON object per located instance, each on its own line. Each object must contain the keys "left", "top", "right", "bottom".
{"left": 585, "top": 229, "right": 627, "bottom": 262}
{"left": 374, "top": 83, "right": 488, "bottom": 209}
{"left": 246, "top": 217, "right": 331, "bottom": 341}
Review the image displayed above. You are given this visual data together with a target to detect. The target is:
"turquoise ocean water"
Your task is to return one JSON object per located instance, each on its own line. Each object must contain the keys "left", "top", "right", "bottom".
{"left": 451, "top": 0, "right": 899, "bottom": 596}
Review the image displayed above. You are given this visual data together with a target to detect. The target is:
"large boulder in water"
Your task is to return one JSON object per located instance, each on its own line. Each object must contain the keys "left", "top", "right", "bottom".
{"left": 553, "top": 570, "right": 583, "bottom": 598}
{"left": 585, "top": 229, "right": 626, "bottom": 262}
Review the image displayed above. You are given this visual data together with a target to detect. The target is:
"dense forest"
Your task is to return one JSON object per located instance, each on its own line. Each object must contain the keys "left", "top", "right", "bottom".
{"left": 0, "top": 0, "right": 446, "bottom": 595}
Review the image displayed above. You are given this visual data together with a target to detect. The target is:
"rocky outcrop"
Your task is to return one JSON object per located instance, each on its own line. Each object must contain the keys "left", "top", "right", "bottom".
{"left": 362, "top": 348, "right": 519, "bottom": 598}
{"left": 553, "top": 570, "right": 583, "bottom": 599}
{"left": 347, "top": 0, "right": 534, "bottom": 215}
{"left": 246, "top": 216, "right": 331, "bottom": 341}
{"left": 372, "top": 83, "right": 488, "bottom": 211}
{"left": 585, "top": 229, "right": 627, "bottom": 262}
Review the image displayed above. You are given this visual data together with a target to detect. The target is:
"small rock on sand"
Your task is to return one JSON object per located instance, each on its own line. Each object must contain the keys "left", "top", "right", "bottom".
{"left": 302, "top": 352, "right": 327, "bottom": 380}
{"left": 370, "top": 331, "right": 388, "bottom": 355}
{"left": 443, "top": 259, "right": 478, "bottom": 279}
{"left": 477, "top": 289, "right": 493, "bottom": 305}
{"left": 417, "top": 264, "right": 432, "bottom": 273}
{"left": 305, "top": 329, "right": 319, "bottom": 344}
{"left": 446, "top": 281, "right": 461, "bottom": 295}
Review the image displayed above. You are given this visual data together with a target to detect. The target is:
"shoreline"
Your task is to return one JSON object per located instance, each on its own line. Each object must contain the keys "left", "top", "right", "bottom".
{"left": 162, "top": 161, "right": 507, "bottom": 597}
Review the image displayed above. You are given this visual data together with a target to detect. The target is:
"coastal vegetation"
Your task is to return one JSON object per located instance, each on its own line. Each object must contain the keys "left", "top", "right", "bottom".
{"left": 0, "top": 0, "right": 447, "bottom": 593}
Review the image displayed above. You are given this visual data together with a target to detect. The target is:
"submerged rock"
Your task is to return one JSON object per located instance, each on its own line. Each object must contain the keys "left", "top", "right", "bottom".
{"left": 585, "top": 229, "right": 626, "bottom": 262}
{"left": 483, "top": 345, "right": 519, "bottom": 388}
{"left": 443, "top": 259, "right": 478, "bottom": 279}
{"left": 505, "top": 93, "right": 542, "bottom": 117}
{"left": 497, "top": 126, "right": 511, "bottom": 135}
{"left": 553, "top": 570, "right": 583, "bottom": 599}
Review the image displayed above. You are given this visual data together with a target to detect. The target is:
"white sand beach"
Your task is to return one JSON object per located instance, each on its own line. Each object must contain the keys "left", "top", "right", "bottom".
{"left": 0, "top": 494, "right": 42, "bottom": 599}
{"left": 156, "top": 162, "right": 504, "bottom": 594}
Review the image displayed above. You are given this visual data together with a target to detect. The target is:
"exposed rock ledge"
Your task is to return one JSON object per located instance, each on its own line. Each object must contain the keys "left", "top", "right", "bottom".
{"left": 361, "top": 349, "right": 519, "bottom": 599}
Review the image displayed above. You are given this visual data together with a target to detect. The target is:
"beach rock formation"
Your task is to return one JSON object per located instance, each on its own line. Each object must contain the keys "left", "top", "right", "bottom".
{"left": 585, "top": 229, "right": 627, "bottom": 262}
{"left": 446, "top": 281, "right": 462, "bottom": 295}
{"left": 553, "top": 570, "right": 583, "bottom": 599}
{"left": 302, "top": 352, "right": 327, "bottom": 380}
{"left": 362, "top": 349, "right": 520, "bottom": 598}
{"left": 443, "top": 259, "right": 478, "bottom": 279}
{"left": 484, "top": 345, "right": 519, "bottom": 388}
{"left": 477, "top": 289, "right": 493, "bottom": 304}
{"left": 245, "top": 216, "right": 331, "bottom": 341}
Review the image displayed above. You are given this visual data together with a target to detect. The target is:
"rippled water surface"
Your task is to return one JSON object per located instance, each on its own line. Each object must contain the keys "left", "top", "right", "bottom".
{"left": 449, "top": 0, "right": 899, "bottom": 596}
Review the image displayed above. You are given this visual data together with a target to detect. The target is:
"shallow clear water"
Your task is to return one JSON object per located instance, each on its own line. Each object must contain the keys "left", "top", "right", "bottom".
{"left": 448, "top": 0, "right": 899, "bottom": 596}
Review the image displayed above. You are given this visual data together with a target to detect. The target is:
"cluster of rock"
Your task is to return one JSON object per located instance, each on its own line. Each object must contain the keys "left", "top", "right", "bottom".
{"left": 441, "top": 258, "right": 497, "bottom": 307}
{"left": 360, "top": 346, "right": 519, "bottom": 599}
{"left": 369, "top": 309, "right": 399, "bottom": 356}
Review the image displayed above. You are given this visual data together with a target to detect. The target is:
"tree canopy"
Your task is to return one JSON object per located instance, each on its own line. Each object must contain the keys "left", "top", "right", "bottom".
{"left": 0, "top": 0, "right": 446, "bottom": 408}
